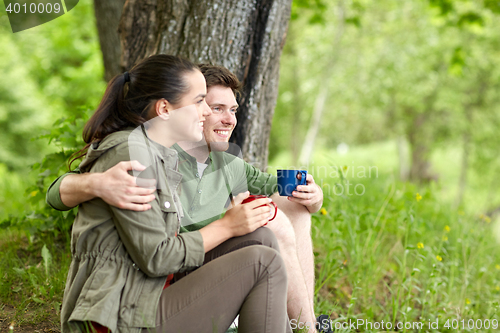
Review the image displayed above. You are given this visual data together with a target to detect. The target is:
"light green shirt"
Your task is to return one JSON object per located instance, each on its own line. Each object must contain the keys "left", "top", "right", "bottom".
{"left": 46, "top": 143, "right": 278, "bottom": 233}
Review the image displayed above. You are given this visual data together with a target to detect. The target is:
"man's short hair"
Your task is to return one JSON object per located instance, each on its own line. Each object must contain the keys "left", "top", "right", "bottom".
{"left": 198, "top": 64, "right": 242, "bottom": 97}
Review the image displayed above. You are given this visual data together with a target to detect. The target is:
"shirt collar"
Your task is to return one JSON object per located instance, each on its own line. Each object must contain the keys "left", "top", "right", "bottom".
{"left": 132, "top": 125, "right": 179, "bottom": 170}
{"left": 173, "top": 143, "right": 213, "bottom": 165}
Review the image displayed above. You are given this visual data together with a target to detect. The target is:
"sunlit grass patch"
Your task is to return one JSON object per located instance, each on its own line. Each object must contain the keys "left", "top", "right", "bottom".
{"left": 311, "top": 173, "right": 500, "bottom": 332}
{"left": 0, "top": 229, "right": 70, "bottom": 328}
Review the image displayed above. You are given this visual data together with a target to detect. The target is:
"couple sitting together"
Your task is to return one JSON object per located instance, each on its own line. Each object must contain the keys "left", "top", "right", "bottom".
{"left": 47, "top": 55, "right": 328, "bottom": 333}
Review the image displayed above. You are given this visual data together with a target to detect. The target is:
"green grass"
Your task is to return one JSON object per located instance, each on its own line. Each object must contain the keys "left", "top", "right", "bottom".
{"left": 309, "top": 172, "right": 500, "bottom": 332}
{"left": 1, "top": 141, "right": 499, "bottom": 332}
{"left": 0, "top": 228, "right": 70, "bottom": 330}
{"left": 268, "top": 140, "right": 500, "bottom": 332}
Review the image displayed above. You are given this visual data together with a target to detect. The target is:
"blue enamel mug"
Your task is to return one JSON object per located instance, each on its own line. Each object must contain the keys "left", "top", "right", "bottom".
{"left": 277, "top": 170, "right": 307, "bottom": 196}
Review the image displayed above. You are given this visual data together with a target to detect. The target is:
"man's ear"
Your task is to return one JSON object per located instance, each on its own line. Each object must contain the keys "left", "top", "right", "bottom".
{"left": 154, "top": 98, "right": 171, "bottom": 120}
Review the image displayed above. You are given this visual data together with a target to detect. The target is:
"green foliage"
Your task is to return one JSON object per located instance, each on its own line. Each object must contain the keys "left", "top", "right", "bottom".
{"left": 429, "top": 0, "right": 454, "bottom": 16}
{"left": 484, "top": 0, "right": 500, "bottom": 13}
{"left": 0, "top": 108, "right": 91, "bottom": 235}
{"left": 0, "top": 106, "right": 90, "bottom": 327}
{"left": 0, "top": 0, "right": 104, "bottom": 170}
{"left": 272, "top": 0, "right": 500, "bottom": 205}
{"left": 291, "top": 0, "right": 327, "bottom": 24}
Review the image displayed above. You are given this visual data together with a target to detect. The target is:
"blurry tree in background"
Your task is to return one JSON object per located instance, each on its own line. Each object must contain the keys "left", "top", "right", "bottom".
{"left": 271, "top": 0, "right": 500, "bottom": 210}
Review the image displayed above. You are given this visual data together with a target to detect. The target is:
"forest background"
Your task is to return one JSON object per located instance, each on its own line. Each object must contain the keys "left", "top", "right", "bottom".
{"left": 1, "top": 0, "right": 500, "bottom": 331}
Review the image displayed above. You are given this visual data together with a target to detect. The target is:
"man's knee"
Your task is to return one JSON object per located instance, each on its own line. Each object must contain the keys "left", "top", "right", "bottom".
{"left": 267, "top": 211, "right": 297, "bottom": 250}
{"left": 271, "top": 194, "right": 311, "bottom": 227}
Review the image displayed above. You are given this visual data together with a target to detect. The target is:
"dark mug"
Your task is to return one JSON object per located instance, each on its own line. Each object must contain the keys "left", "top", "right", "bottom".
{"left": 241, "top": 195, "right": 278, "bottom": 221}
{"left": 277, "top": 169, "right": 307, "bottom": 197}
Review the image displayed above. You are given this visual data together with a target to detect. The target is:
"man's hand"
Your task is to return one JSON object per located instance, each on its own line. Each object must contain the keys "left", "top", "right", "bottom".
{"left": 287, "top": 174, "right": 323, "bottom": 213}
{"left": 91, "top": 161, "right": 157, "bottom": 211}
{"left": 60, "top": 160, "right": 156, "bottom": 211}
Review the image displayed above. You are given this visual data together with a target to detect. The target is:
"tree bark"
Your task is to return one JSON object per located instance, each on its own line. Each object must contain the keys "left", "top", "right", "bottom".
{"left": 406, "top": 109, "right": 438, "bottom": 183}
{"left": 93, "top": 0, "right": 126, "bottom": 81}
{"left": 397, "top": 135, "right": 409, "bottom": 181}
{"left": 298, "top": 0, "right": 345, "bottom": 166}
{"left": 456, "top": 74, "right": 487, "bottom": 207}
{"left": 405, "top": 84, "right": 441, "bottom": 184}
{"left": 118, "top": 0, "right": 292, "bottom": 170}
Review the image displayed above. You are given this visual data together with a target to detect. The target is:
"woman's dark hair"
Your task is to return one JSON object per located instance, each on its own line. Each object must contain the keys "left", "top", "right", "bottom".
{"left": 70, "top": 55, "right": 198, "bottom": 167}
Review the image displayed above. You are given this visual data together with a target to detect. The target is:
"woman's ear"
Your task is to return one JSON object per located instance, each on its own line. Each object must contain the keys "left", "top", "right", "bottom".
{"left": 154, "top": 98, "right": 171, "bottom": 120}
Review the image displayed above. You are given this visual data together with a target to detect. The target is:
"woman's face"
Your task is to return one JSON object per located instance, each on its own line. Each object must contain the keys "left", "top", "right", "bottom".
{"left": 168, "top": 70, "right": 212, "bottom": 143}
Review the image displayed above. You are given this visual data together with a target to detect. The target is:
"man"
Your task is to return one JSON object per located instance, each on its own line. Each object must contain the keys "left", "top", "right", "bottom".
{"left": 47, "top": 64, "right": 325, "bottom": 332}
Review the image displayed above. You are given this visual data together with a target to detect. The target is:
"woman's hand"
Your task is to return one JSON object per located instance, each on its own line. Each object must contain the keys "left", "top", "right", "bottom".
{"left": 199, "top": 191, "right": 272, "bottom": 252}
{"left": 221, "top": 191, "right": 272, "bottom": 237}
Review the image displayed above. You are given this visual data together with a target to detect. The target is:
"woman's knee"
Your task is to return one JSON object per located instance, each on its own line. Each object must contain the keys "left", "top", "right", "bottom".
{"left": 242, "top": 245, "right": 287, "bottom": 279}
{"left": 246, "top": 226, "right": 280, "bottom": 251}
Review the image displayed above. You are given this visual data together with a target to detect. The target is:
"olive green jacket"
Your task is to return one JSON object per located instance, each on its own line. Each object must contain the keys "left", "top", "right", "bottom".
{"left": 47, "top": 145, "right": 278, "bottom": 231}
{"left": 61, "top": 128, "right": 205, "bottom": 333}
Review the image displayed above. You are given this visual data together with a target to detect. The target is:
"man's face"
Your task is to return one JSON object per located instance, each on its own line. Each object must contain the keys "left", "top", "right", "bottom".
{"left": 203, "top": 85, "right": 238, "bottom": 151}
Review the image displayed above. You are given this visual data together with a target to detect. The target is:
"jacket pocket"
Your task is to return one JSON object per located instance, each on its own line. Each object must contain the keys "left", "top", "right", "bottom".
{"left": 158, "top": 190, "right": 179, "bottom": 236}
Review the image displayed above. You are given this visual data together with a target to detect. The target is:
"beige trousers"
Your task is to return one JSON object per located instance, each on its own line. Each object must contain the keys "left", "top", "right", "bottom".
{"left": 143, "top": 227, "right": 292, "bottom": 333}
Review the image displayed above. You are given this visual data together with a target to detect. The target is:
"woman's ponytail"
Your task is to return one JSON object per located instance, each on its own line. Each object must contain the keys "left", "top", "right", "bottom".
{"left": 83, "top": 72, "right": 144, "bottom": 144}
{"left": 69, "top": 54, "right": 198, "bottom": 169}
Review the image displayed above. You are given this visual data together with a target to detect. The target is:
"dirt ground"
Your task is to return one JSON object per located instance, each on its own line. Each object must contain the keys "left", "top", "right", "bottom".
{"left": 0, "top": 305, "right": 60, "bottom": 333}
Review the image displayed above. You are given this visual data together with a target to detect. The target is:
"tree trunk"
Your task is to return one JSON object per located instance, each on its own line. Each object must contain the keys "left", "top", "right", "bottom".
{"left": 118, "top": 0, "right": 292, "bottom": 170}
{"left": 456, "top": 128, "right": 470, "bottom": 207}
{"left": 405, "top": 85, "right": 441, "bottom": 184}
{"left": 298, "top": 0, "right": 345, "bottom": 166}
{"left": 406, "top": 110, "right": 437, "bottom": 183}
{"left": 397, "top": 135, "right": 409, "bottom": 181}
{"left": 456, "top": 75, "right": 487, "bottom": 207}
{"left": 93, "top": 0, "right": 126, "bottom": 81}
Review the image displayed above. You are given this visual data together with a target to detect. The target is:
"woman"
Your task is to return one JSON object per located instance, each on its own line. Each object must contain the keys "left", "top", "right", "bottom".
{"left": 60, "top": 55, "right": 289, "bottom": 333}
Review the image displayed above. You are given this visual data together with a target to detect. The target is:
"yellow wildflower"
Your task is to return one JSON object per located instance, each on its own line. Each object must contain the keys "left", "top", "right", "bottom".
{"left": 484, "top": 216, "right": 491, "bottom": 223}
{"left": 496, "top": 264, "right": 500, "bottom": 270}
{"left": 465, "top": 298, "right": 471, "bottom": 304}
{"left": 320, "top": 208, "right": 328, "bottom": 215}
{"left": 496, "top": 286, "right": 500, "bottom": 291}
{"left": 417, "top": 242, "right": 424, "bottom": 249}
{"left": 442, "top": 236, "right": 448, "bottom": 241}
{"left": 436, "top": 255, "right": 442, "bottom": 261}
{"left": 444, "top": 225, "right": 450, "bottom": 232}
{"left": 416, "top": 193, "right": 422, "bottom": 202}
{"left": 30, "top": 190, "right": 37, "bottom": 197}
